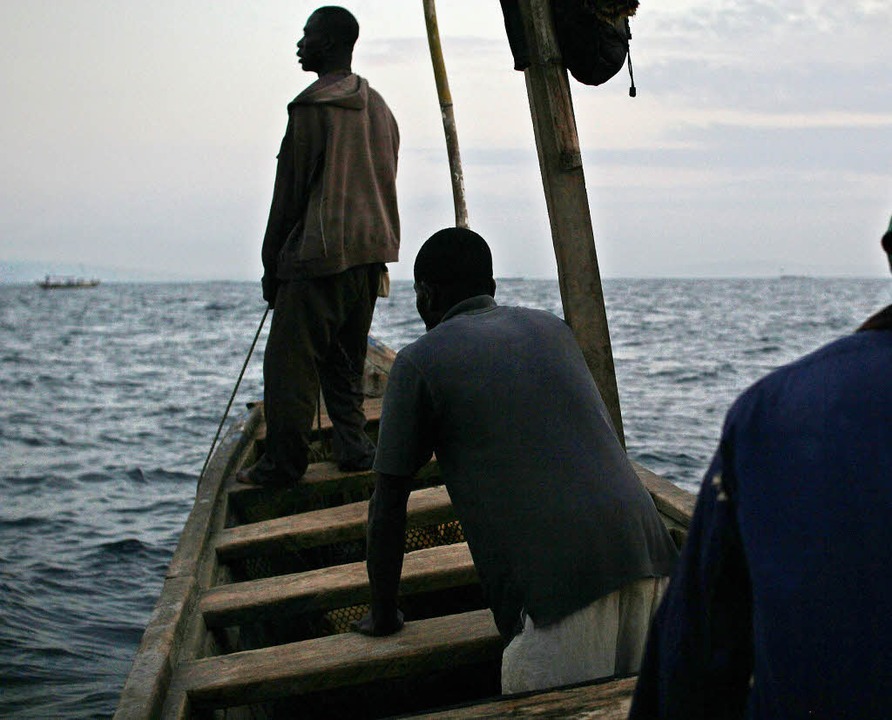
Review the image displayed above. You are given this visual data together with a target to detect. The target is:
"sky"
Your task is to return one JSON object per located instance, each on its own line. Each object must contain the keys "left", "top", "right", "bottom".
{"left": 1, "top": 0, "right": 890, "bottom": 281}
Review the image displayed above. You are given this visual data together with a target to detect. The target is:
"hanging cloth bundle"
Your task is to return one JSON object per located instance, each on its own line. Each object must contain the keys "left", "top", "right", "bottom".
{"left": 499, "top": 0, "right": 639, "bottom": 96}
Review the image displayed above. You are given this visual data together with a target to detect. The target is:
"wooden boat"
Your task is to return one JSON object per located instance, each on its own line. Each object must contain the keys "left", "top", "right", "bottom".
{"left": 117, "top": 1, "right": 698, "bottom": 716}
{"left": 114, "top": 335, "right": 694, "bottom": 719}
{"left": 37, "top": 275, "right": 100, "bottom": 289}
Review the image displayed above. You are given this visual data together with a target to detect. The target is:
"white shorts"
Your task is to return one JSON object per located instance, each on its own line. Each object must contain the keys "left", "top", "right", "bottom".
{"left": 500, "top": 576, "right": 669, "bottom": 694}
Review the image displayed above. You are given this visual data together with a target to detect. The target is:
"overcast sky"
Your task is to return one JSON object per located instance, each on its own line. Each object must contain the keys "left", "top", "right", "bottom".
{"left": 1, "top": 0, "right": 890, "bottom": 281}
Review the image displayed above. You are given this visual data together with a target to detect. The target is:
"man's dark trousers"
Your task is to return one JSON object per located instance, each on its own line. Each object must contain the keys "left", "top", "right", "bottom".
{"left": 263, "top": 263, "right": 380, "bottom": 481}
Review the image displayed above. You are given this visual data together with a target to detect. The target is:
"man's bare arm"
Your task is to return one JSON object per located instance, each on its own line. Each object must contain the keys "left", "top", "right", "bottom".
{"left": 353, "top": 472, "right": 412, "bottom": 636}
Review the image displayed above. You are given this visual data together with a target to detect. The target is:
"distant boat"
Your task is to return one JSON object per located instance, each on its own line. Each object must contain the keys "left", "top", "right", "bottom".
{"left": 36, "top": 275, "right": 100, "bottom": 289}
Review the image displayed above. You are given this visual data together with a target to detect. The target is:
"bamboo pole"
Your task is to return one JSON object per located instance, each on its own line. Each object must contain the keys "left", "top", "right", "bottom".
{"left": 516, "top": 0, "right": 625, "bottom": 444}
{"left": 422, "top": 0, "right": 470, "bottom": 229}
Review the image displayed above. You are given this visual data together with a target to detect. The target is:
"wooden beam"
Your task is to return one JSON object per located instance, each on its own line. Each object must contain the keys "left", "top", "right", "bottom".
{"left": 113, "top": 576, "right": 193, "bottom": 720}
{"left": 224, "top": 463, "right": 373, "bottom": 527}
{"left": 226, "top": 457, "right": 443, "bottom": 527}
{"left": 114, "top": 407, "right": 261, "bottom": 720}
{"left": 632, "top": 462, "right": 696, "bottom": 529}
{"left": 216, "top": 485, "right": 455, "bottom": 561}
{"left": 409, "top": 675, "right": 637, "bottom": 719}
{"left": 321, "top": 395, "right": 383, "bottom": 433}
{"left": 168, "top": 609, "right": 501, "bottom": 711}
{"left": 423, "top": 0, "right": 470, "bottom": 228}
{"left": 517, "top": 0, "right": 624, "bottom": 445}
{"left": 202, "top": 542, "right": 477, "bottom": 629}
{"left": 365, "top": 335, "right": 397, "bottom": 397}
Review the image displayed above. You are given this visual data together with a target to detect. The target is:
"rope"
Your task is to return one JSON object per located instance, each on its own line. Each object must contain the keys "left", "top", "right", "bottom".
{"left": 198, "top": 306, "right": 270, "bottom": 485}
{"left": 317, "top": 386, "right": 326, "bottom": 458}
{"left": 625, "top": 17, "right": 637, "bottom": 97}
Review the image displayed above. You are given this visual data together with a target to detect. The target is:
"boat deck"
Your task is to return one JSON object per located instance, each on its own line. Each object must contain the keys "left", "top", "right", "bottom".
{"left": 115, "top": 341, "right": 694, "bottom": 719}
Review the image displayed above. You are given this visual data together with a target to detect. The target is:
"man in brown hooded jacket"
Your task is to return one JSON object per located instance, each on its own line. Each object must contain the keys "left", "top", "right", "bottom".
{"left": 239, "top": 6, "right": 400, "bottom": 485}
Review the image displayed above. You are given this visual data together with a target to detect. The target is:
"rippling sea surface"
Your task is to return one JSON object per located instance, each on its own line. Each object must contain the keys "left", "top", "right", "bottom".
{"left": 1, "top": 277, "right": 889, "bottom": 717}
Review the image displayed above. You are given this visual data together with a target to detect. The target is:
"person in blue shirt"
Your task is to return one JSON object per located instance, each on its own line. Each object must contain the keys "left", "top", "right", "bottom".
{"left": 630, "top": 219, "right": 892, "bottom": 719}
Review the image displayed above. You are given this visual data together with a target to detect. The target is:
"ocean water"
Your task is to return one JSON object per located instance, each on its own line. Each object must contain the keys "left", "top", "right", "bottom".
{"left": 1, "top": 277, "right": 889, "bottom": 718}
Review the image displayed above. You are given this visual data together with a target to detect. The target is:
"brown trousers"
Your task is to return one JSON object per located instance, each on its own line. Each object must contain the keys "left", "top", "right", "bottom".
{"left": 261, "top": 264, "right": 380, "bottom": 480}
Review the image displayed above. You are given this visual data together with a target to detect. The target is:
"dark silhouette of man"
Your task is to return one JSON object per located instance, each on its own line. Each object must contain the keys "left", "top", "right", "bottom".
{"left": 240, "top": 7, "right": 399, "bottom": 485}
{"left": 630, "top": 218, "right": 892, "bottom": 718}
{"left": 353, "top": 228, "right": 678, "bottom": 694}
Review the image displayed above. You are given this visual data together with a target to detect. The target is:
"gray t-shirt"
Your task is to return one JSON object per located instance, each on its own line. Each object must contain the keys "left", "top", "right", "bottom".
{"left": 374, "top": 296, "right": 678, "bottom": 640}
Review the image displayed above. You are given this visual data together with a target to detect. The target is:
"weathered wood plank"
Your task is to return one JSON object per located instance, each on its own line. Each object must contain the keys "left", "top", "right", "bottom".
{"left": 365, "top": 335, "right": 397, "bottom": 397}
{"left": 115, "top": 408, "right": 261, "bottom": 720}
{"left": 408, "top": 675, "right": 637, "bottom": 719}
{"left": 166, "top": 410, "right": 260, "bottom": 580}
{"left": 632, "top": 462, "right": 696, "bottom": 529}
{"left": 324, "top": 395, "right": 383, "bottom": 429}
{"left": 113, "top": 576, "right": 194, "bottom": 720}
{"left": 517, "top": 0, "right": 625, "bottom": 444}
{"left": 168, "top": 609, "right": 501, "bottom": 712}
{"left": 224, "top": 461, "right": 688, "bottom": 558}
{"left": 202, "top": 542, "right": 477, "bottom": 629}
{"left": 224, "top": 460, "right": 379, "bottom": 528}
{"left": 225, "top": 457, "right": 442, "bottom": 527}
{"left": 255, "top": 395, "right": 384, "bottom": 443}
{"left": 216, "top": 485, "right": 455, "bottom": 562}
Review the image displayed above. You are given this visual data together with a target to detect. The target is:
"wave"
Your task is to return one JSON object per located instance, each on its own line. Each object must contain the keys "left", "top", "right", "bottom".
{"left": 0, "top": 515, "right": 53, "bottom": 530}
{"left": 92, "top": 537, "right": 155, "bottom": 558}
{"left": 121, "top": 467, "right": 194, "bottom": 485}
{"left": 1, "top": 278, "right": 887, "bottom": 720}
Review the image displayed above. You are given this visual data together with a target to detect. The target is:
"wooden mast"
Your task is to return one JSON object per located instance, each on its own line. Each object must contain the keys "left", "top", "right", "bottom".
{"left": 516, "top": 0, "right": 625, "bottom": 444}
{"left": 422, "top": 0, "right": 470, "bottom": 228}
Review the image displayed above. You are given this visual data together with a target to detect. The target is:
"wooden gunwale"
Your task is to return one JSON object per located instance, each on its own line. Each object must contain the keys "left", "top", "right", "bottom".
{"left": 114, "top": 408, "right": 262, "bottom": 719}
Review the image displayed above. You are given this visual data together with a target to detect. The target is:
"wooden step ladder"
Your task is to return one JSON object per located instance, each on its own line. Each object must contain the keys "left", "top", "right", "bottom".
{"left": 166, "top": 609, "right": 501, "bottom": 715}
{"left": 156, "top": 419, "right": 664, "bottom": 718}
{"left": 159, "top": 452, "right": 487, "bottom": 717}
{"left": 202, "top": 541, "right": 477, "bottom": 630}
{"left": 215, "top": 485, "right": 455, "bottom": 562}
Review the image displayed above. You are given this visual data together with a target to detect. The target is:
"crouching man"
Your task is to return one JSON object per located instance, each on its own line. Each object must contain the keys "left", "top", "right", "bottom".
{"left": 353, "top": 227, "right": 677, "bottom": 693}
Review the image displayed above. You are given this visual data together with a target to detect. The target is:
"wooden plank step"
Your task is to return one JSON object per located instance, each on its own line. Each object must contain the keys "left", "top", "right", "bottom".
{"left": 224, "top": 461, "right": 378, "bottom": 513}
{"left": 216, "top": 485, "right": 455, "bottom": 562}
{"left": 224, "top": 457, "right": 442, "bottom": 528}
{"left": 227, "top": 456, "right": 440, "bottom": 499}
{"left": 323, "top": 395, "right": 383, "bottom": 430}
{"left": 169, "top": 609, "right": 501, "bottom": 711}
{"left": 255, "top": 396, "right": 385, "bottom": 442}
{"left": 202, "top": 542, "right": 477, "bottom": 629}
{"left": 407, "top": 676, "right": 637, "bottom": 719}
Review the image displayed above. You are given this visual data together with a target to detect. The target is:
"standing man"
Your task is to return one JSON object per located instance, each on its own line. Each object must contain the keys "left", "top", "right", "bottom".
{"left": 630, "top": 219, "right": 892, "bottom": 718}
{"left": 239, "top": 7, "right": 400, "bottom": 485}
{"left": 353, "top": 228, "right": 678, "bottom": 694}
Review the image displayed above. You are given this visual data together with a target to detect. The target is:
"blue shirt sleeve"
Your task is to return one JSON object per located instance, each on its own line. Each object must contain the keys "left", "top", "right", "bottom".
{"left": 630, "top": 437, "right": 754, "bottom": 719}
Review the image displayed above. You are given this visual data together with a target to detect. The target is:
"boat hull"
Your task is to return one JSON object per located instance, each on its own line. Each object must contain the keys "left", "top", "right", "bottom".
{"left": 115, "top": 338, "right": 694, "bottom": 719}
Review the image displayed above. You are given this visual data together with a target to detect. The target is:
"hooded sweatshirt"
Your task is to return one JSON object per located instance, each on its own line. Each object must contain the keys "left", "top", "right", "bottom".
{"left": 262, "top": 73, "right": 400, "bottom": 281}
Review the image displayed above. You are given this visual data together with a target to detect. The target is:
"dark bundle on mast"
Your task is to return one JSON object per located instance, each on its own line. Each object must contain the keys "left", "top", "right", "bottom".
{"left": 587, "top": 0, "right": 639, "bottom": 21}
{"left": 501, "top": 0, "right": 640, "bottom": 94}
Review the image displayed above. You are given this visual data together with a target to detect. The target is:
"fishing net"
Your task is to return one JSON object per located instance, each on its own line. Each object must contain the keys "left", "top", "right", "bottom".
{"left": 323, "top": 519, "right": 466, "bottom": 634}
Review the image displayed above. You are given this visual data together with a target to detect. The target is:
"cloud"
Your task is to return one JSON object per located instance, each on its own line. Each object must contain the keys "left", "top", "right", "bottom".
{"left": 636, "top": 0, "right": 892, "bottom": 115}
{"left": 2, "top": 1, "right": 888, "bottom": 281}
